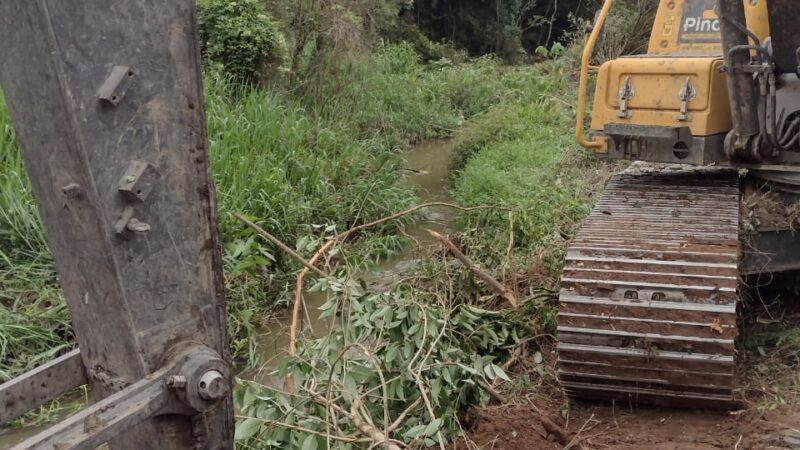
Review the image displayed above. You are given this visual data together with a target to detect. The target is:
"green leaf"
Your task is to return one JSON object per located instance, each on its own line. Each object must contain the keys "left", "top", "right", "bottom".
{"left": 242, "top": 385, "right": 257, "bottom": 408}
{"left": 492, "top": 364, "right": 511, "bottom": 382}
{"left": 301, "top": 434, "right": 318, "bottom": 450}
{"left": 430, "top": 378, "right": 442, "bottom": 405}
{"left": 344, "top": 374, "right": 358, "bottom": 398}
{"left": 385, "top": 344, "right": 399, "bottom": 364}
{"left": 403, "top": 424, "right": 427, "bottom": 439}
{"left": 296, "top": 235, "right": 310, "bottom": 252}
{"left": 235, "top": 418, "right": 262, "bottom": 441}
{"left": 483, "top": 364, "right": 496, "bottom": 380}
{"left": 396, "top": 381, "right": 406, "bottom": 401}
{"left": 424, "top": 418, "right": 443, "bottom": 436}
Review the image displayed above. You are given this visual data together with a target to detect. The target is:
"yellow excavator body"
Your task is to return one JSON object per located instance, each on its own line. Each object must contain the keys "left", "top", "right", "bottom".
{"left": 562, "top": 0, "right": 800, "bottom": 407}
{"left": 590, "top": 0, "right": 769, "bottom": 141}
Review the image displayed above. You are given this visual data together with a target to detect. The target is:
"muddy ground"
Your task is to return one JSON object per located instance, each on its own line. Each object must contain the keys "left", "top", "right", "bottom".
{"left": 462, "top": 399, "right": 800, "bottom": 450}
{"left": 457, "top": 323, "right": 800, "bottom": 450}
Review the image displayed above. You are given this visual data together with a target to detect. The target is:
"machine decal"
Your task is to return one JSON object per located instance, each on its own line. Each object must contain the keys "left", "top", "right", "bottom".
{"left": 678, "top": 0, "right": 722, "bottom": 44}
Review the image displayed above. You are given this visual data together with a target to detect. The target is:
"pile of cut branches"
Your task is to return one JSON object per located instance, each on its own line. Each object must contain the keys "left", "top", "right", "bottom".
{"left": 235, "top": 274, "right": 523, "bottom": 449}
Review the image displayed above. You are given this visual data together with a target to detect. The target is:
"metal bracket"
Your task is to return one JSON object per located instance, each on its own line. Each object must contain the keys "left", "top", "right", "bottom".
{"left": 9, "top": 345, "right": 230, "bottom": 450}
{"left": 676, "top": 77, "right": 697, "bottom": 122}
{"left": 117, "top": 160, "right": 158, "bottom": 203}
{"left": 618, "top": 76, "right": 635, "bottom": 119}
{"left": 97, "top": 66, "right": 135, "bottom": 107}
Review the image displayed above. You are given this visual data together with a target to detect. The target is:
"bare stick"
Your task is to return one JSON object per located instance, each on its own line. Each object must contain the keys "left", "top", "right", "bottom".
{"left": 428, "top": 230, "right": 518, "bottom": 307}
{"left": 233, "top": 212, "right": 329, "bottom": 278}
{"left": 477, "top": 380, "right": 508, "bottom": 404}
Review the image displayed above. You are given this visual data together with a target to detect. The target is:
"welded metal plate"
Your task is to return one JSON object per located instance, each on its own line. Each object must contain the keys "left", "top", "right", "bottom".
{"left": 557, "top": 163, "right": 740, "bottom": 407}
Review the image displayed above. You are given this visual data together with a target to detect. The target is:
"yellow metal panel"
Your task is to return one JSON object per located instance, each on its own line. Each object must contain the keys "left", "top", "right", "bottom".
{"left": 744, "top": 0, "right": 770, "bottom": 45}
{"left": 647, "top": 0, "right": 770, "bottom": 55}
{"left": 590, "top": 56, "right": 732, "bottom": 136}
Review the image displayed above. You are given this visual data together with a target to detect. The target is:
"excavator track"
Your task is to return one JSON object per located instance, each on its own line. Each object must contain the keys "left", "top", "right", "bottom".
{"left": 557, "top": 164, "right": 740, "bottom": 407}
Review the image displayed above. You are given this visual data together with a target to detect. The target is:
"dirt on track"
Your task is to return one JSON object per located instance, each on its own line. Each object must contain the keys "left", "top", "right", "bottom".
{"left": 461, "top": 401, "right": 800, "bottom": 450}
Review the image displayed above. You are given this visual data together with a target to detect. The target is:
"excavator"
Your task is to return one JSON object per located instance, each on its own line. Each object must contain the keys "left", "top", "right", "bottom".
{"left": 562, "top": 0, "right": 800, "bottom": 407}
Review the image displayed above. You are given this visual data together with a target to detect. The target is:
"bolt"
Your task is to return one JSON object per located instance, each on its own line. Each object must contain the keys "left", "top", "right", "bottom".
{"left": 166, "top": 375, "right": 187, "bottom": 389}
{"left": 126, "top": 218, "right": 151, "bottom": 233}
{"left": 62, "top": 183, "right": 82, "bottom": 199}
{"left": 197, "top": 370, "right": 226, "bottom": 401}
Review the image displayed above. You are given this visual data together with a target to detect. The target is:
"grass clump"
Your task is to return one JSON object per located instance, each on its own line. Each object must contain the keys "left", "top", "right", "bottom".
{"left": 451, "top": 59, "right": 620, "bottom": 295}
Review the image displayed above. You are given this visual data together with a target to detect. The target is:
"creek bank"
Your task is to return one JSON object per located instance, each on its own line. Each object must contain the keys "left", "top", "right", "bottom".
{"left": 246, "top": 139, "right": 458, "bottom": 384}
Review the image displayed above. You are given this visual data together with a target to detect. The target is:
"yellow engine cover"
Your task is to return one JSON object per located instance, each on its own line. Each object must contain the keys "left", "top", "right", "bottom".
{"left": 590, "top": 0, "right": 771, "bottom": 138}
{"left": 590, "top": 56, "right": 732, "bottom": 137}
{"left": 647, "top": 0, "right": 769, "bottom": 55}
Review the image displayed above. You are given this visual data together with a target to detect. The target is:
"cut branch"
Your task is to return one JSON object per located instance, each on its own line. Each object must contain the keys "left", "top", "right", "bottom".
{"left": 307, "top": 393, "right": 404, "bottom": 450}
{"left": 427, "top": 230, "right": 518, "bottom": 307}
{"left": 287, "top": 203, "right": 500, "bottom": 392}
{"left": 233, "top": 212, "right": 329, "bottom": 278}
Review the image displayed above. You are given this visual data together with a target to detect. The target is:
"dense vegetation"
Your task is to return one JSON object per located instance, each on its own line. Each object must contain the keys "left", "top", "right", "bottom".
{"left": 3, "top": 0, "right": 799, "bottom": 447}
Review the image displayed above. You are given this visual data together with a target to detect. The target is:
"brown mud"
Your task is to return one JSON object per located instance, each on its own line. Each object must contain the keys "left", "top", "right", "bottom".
{"left": 462, "top": 400, "right": 800, "bottom": 450}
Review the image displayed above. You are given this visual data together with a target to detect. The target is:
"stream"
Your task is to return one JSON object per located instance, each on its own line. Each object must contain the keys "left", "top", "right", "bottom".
{"left": 247, "top": 139, "right": 457, "bottom": 383}
{"left": 0, "top": 139, "right": 457, "bottom": 447}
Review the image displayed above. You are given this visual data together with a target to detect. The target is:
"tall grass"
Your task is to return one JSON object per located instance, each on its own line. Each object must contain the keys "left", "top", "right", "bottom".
{"left": 0, "top": 43, "right": 521, "bottom": 374}
{"left": 0, "top": 93, "right": 49, "bottom": 268}
{"left": 451, "top": 57, "right": 623, "bottom": 295}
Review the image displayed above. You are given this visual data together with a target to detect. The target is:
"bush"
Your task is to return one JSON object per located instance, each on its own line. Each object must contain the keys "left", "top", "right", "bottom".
{"left": 587, "top": 0, "right": 659, "bottom": 62}
{"left": 197, "top": 0, "right": 287, "bottom": 81}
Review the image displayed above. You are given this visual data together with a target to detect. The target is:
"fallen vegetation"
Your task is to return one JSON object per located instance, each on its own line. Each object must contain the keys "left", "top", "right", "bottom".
{"left": 2, "top": 1, "right": 800, "bottom": 448}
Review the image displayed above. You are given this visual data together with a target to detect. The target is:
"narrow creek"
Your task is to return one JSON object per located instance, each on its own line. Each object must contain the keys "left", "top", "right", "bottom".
{"left": 247, "top": 138, "right": 457, "bottom": 384}
{"left": 0, "top": 139, "right": 457, "bottom": 447}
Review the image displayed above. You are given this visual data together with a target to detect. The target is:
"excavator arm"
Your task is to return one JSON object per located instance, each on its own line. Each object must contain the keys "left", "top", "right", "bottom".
{"left": 0, "top": 1, "right": 234, "bottom": 448}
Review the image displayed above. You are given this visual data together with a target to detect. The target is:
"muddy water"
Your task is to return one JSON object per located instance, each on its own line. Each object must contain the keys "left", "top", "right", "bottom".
{"left": 0, "top": 140, "right": 457, "bottom": 446}
{"left": 248, "top": 139, "right": 457, "bottom": 383}
{"left": 0, "top": 389, "right": 88, "bottom": 448}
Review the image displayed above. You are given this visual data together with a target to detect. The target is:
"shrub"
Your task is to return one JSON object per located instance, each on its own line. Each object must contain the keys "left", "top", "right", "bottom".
{"left": 197, "top": 0, "right": 287, "bottom": 81}
{"left": 587, "top": 0, "right": 659, "bottom": 62}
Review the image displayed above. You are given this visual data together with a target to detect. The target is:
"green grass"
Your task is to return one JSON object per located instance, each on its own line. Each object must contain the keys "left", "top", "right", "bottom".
{"left": 0, "top": 91, "right": 70, "bottom": 383}
{"left": 0, "top": 43, "right": 523, "bottom": 377}
{"left": 451, "top": 58, "right": 619, "bottom": 294}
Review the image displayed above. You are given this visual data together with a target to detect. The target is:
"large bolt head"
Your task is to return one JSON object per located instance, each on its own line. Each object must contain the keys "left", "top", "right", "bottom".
{"left": 197, "top": 370, "right": 227, "bottom": 401}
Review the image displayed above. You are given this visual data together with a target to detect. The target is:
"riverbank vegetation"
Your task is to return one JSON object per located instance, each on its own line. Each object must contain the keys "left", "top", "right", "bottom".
{"left": 1, "top": 0, "right": 610, "bottom": 381}
{"left": 4, "top": 0, "right": 799, "bottom": 448}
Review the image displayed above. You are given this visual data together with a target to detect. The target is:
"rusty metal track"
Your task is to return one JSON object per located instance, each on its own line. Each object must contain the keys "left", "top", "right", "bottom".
{"left": 557, "top": 164, "right": 740, "bottom": 407}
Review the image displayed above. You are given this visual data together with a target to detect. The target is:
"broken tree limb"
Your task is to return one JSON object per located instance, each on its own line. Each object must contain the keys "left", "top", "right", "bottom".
{"left": 287, "top": 202, "right": 501, "bottom": 392}
{"left": 233, "top": 212, "right": 329, "bottom": 278}
{"left": 308, "top": 393, "right": 403, "bottom": 450}
{"left": 477, "top": 380, "right": 508, "bottom": 404}
{"left": 427, "top": 230, "right": 519, "bottom": 307}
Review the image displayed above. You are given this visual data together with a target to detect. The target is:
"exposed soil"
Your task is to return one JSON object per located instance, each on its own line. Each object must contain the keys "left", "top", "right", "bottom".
{"left": 462, "top": 400, "right": 800, "bottom": 450}
{"left": 456, "top": 327, "right": 800, "bottom": 450}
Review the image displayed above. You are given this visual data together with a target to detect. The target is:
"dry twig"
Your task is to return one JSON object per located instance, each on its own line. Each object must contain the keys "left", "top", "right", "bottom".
{"left": 427, "top": 230, "right": 518, "bottom": 307}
